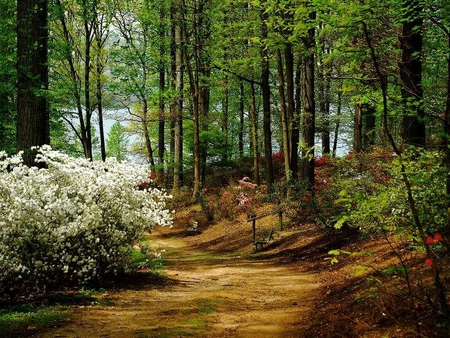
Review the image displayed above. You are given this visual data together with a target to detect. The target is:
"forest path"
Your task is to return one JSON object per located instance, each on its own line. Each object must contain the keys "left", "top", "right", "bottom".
{"left": 42, "top": 224, "right": 321, "bottom": 338}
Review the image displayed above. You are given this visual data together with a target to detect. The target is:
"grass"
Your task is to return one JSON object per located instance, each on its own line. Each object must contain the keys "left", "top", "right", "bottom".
{"left": 0, "top": 303, "right": 68, "bottom": 335}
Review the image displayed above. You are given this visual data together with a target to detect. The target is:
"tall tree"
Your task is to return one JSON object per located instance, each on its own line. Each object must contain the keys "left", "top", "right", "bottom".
{"left": 182, "top": 0, "right": 212, "bottom": 199}
{"left": 52, "top": 0, "right": 105, "bottom": 160}
{"left": 399, "top": 0, "right": 425, "bottom": 147}
{"left": 93, "top": 1, "right": 111, "bottom": 161}
{"left": 110, "top": 0, "right": 170, "bottom": 167}
{"left": 106, "top": 121, "right": 128, "bottom": 161}
{"left": 260, "top": 0, "right": 274, "bottom": 193}
{"left": 300, "top": 7, "right": 316, "bottom": 189}
{"left": 171, "top": 0, "right": 184, "bottom": 194}
{"left": 17, "top": 0, "right": 49, "bottom": 166}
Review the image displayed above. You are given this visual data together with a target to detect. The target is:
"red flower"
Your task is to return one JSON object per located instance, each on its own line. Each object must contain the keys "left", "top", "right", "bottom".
{"left": 426, "top": 233, "right": 444, "bottom": 245}
{"left": 425, "top": 258, "right": 433, "bottom": 266}
{"left": 434, "top": 233, "right": 443, "bottom": 242}
{"left": 426, "top": 236, "right": 435, "bottom": 244}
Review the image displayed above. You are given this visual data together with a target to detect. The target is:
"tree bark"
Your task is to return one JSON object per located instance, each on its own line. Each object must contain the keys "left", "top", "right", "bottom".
{"left": 300, "top": 10, "right": 316, "bottom": 189}
{"left": 94, "top": 10, "right": 108, "bottom": 162}
{"left": 276, "top": 49, "right": 291, "bottom": 181}
{"left": 285, "top": 43, "right": 295, "bottom": 169}
{"left": 250, "top": 83, "right": 260, "bottom": 185}
{"left": 171, "top": 0, "right": 184, "bottom": 195}
{"left": 222, "top": 76, "right": 229, "bottom": 162}
{"left": 83, "top": 1, "right": 93, "bottom": 160}
{"left": 158, "top": 4, "right": 166, "bottom": 184}
{"left": 399, "top": 0, "right": 425, "bottom": 147}
{"left": 332, "top": 84, "right": 342, "bottom": 158}
{"left": 363, "top": 104, "right": 376, "bottom": 151}
{"left": 238, "top": 81, "right": 245, "bottom": 158}
{"left": 260, "top": 0, "right": 273, "bottom": 193}
{"left": 17, "top": 0, "right": 49, "bottom": 167}
{"left": 291, "top": 56, "right": 301, "bottom": 180}
{"left": 354, "top": 103, "right": 363, "bottom": 153}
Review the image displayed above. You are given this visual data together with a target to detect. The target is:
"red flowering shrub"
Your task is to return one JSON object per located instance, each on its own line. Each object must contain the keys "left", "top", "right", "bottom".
{"left": 271, "top": 150, "right": 284, "bottom": 164}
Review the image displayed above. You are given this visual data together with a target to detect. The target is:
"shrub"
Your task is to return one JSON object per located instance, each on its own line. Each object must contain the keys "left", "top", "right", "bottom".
{"left": 0, "top": 146, "right": 172, "bottom": 295}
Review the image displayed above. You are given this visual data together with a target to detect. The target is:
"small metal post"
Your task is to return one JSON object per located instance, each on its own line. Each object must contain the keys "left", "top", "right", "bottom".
{"left": 252, "top": 219, "right": 256, "bottom": 241}
{"left": 278, "top": 211, "right": 283, "bottom": 231}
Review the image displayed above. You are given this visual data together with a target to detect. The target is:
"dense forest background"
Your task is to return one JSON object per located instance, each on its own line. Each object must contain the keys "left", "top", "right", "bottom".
{"left": 2, "top": 1, "right": 450, "bottom": 335}
{"left": 2, "top": 0, "right": 449, "bottom": 194}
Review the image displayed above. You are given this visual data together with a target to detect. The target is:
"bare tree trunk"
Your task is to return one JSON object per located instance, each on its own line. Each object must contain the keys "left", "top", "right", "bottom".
{"left": 260, "top": 0, "right": 273, "bottom": 193}
{"left": 158, "top": 4, "right": 166, "bottom": 184}
{"left": 158, "top": 67, "right": 165, "bottom": 182}
{"left": 354, "top": 103, "right": 363, "bottom": 153}
{"left": 171, "top": 0, "right": 184, "bottom": 195}
{"left": 142, "top": 100, "right": 155, "bottom": 167}
{"left": 276, "top": 49, "right": 291, "bottom": 181}
{"left": 332, "top": 84, "right": 342, "bottom": 158}
{"left": 239, "top": 81, "right": 245, "bottom": 158}
{"left": 17, "top": 0, "right": 49, "bottom": 167}
{"left": 250, "top": 83, "right": 260, "bottom": 185}
{"left": 285, "top": 43, "right": 295, "bottom": 167}
{"left": 97, "top": 73, "right": 106, "bottom": 161}
{"left": 300, "top": 10, "right": 316, "bottom": 189}
{"left": 222, "top": 76, "right": 229, "bottom": 162}
{"left": 55, "top": 0, "right": 95, "bottom": 159}
{"left": 83, "top": 1, "right": 93, "bottom": 160}
{"left": 290, "top": 56, "right": 301, "bottom": 180}
{"left": 94, "top": 10, "right": 108, "bottom": 162}
{"left": 399, "top": 0, "right": 425, "bottom": 147}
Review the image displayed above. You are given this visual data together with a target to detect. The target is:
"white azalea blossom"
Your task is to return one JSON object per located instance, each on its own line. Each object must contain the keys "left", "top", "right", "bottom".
{"left": 0, "top": 146, "right": 172, "bottom": 293}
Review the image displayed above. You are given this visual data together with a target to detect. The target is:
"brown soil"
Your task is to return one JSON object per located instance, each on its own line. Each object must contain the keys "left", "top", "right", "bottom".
{"left": 17, "top": 205, "right": 434, "bottom": 337}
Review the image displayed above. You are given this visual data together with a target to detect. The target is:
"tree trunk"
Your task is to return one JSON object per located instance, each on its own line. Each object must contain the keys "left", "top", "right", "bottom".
{"left": 332, "top": 84, "right": 342, "bottom": 158}
{"left": 222, "top": 76, "right": 229, "bottom": 162}
{"left": 93, "top": 7, "right": 108, "bottom": 162}
{"left": 95, "top": 36, "right": 106, "bottom": 161}
{"left": 363, "top": 105, "right": 376, "bottom": 151}
{"left": 171, "top": 0, "right": 184, "bottom": 195}
{"left": 17, "top": 0, "right": 49, "bottom": 167}
{"left": 290, "top": 56, "right": 301, "bottom": 180}
{"left": 354, "top": 103, "right": 363, "bottom": 153}
{"left": 399, "top": 0, "right": 425, "bottom": 147}
{"left": 260, "top": 0, "right": 273, "bottom": 193}
{"left": 158, "top": 66, "right": 165, "bottom": 183}
{"left": 158, "top": 5, "right": 166, "bottom": 185}
{"left": 55, "top": 0, "right": 89, "bottom": 159}
{"left": 276, "top": 49, "right": 291, "bottom": 181}
{"left": 285, "top": 43, "right": 296, "bottom": 171}
{"left": 83, "top": 2, "right": 93, "bottom": 160}
{"left": 143, "top": 101, "right": 155, "bottom": 167}
{"left": 250, "top": 83, "right": 260, "bottom": 185}
{"left": 239, "top": 80, "right": 245, "bottom": 158}
{"left": 300, "top": 10, "right": 316, "bottom": 189}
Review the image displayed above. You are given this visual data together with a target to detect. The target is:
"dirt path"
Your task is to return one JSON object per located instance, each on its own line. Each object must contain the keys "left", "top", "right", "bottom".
{"left": 42, "top": 225, "right": 320, "bottom": 338}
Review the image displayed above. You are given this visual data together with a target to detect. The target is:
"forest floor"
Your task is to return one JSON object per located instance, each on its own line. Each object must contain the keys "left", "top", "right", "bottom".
{"left": 7, "top": 204, "right": 426, "bottom": 337}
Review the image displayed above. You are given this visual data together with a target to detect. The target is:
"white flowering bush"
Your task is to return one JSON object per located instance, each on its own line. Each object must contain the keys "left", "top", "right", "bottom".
{"left": 0, "top": 146, "right": 172, "bottom": 294}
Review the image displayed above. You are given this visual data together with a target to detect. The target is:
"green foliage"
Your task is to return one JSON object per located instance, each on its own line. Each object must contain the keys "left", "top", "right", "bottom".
{"left": 106, "top": 121, "right": 129, "bottom": 161}
{"left": 325, "top": 147, "right": 450, "bottom": 331}
{"left": 49, "top": 115, "right": 81, "bottom": 157}
{"left": 332, "top": 148, "right": 447, "bottom": 236}
{"left": 0, "top": 0, "right": 16, "bottom": 154}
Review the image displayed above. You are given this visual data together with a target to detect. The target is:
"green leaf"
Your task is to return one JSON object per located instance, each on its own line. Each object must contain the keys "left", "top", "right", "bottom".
{"left": 328, "top": 249, "right": 341, "bottom": 256}
{"left": 334, "top": 216, "right": 348, "bottom": 229}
